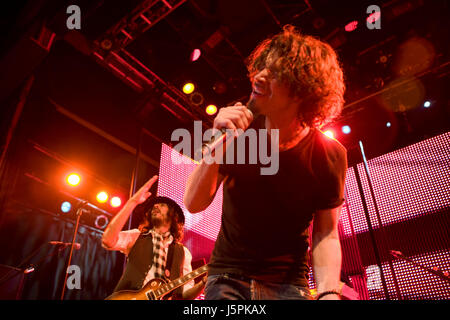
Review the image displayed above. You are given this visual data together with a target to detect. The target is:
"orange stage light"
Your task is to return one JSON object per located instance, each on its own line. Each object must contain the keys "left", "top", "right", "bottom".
{"left": 96, "top": 191, "right": 108, "bottom": 203}
{"left": 66, "top": 173, "right": 81, "bottom": 186}
{"left": 110, "top": 196, "right": 122, "bottom": 208}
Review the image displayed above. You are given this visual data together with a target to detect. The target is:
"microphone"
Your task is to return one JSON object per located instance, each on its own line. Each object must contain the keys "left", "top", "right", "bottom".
{"left": 49, "top": 241, "right": 81, "bottom": 250}
{"left": 198, "top": 99, "right": 257, "bottom": 158}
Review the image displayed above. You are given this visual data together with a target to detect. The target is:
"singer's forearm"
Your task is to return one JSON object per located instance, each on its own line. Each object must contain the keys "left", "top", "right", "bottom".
{"left": 102, "top": 199, "right": 138, "bottom": 248}
{"left": 311, "top": 206, "right": 343, "bottom": 299}
{"left": 184, "top": 160, "right": 224, "bottom": 213}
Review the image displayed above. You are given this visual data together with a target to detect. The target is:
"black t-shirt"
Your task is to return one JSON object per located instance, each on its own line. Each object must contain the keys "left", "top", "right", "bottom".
{"left": 208, "top": 116, "right": 347, "bottom": 286}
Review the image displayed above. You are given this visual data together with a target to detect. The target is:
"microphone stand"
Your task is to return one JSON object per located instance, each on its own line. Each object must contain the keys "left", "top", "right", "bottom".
{"left": 0, "top": 242, "right": 69, "bottom": 299}
{"left": 355, "top": 140, "right": 403, "bottom": 300}
{"left": 59, "top": 200, "right": 87, "bottom": 300}
{"left": 390, "top": 251, "right": 450, "bottom": 283}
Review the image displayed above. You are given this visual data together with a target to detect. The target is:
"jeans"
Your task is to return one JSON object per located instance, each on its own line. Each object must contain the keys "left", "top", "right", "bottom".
{"left": 204, "top": 273, "right": 313, "bottom": 300}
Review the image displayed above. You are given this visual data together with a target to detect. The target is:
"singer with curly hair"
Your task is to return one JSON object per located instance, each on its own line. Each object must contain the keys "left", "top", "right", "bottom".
{"left": 184, "top": 25, "right": 347, "bottom": 300}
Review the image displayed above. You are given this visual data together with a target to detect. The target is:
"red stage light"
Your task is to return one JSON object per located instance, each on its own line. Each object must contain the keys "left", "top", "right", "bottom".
{"left": 345, "top": 21, "right": 358, "bottom": 32}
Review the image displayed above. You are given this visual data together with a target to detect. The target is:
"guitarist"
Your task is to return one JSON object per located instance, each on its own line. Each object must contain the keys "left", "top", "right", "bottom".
{"left": 102, "top": 176, "right": 206, "bottom": 300}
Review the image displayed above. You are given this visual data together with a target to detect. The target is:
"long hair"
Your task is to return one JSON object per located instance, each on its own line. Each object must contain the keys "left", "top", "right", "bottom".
{"left": 246, "top": 25, "right": 345, "bottom": 128}
{"left": 138, "top": 203, "right": 184, "bottom": 243}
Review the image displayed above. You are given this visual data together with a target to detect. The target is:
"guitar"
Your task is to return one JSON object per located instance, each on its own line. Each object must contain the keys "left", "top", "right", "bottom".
{"left": 105, "top": 264, "right": 208, "bottom": 300}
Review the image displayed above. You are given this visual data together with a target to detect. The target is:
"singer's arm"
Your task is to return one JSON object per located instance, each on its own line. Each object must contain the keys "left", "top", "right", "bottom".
{"left": 184, "top": 103, "right": 252, "bottom": 214}
{"left": 311, "top": 205, "right": 343, "bottom": 300}
{"left": 102, "top": 175, "right": 158, "bottom": 248}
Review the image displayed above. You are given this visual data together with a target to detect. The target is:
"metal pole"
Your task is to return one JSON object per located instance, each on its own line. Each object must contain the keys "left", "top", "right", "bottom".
{"left": 353, "top": 164, "right": 391, "bottom": 300}
{"left": 357, "top": 140, "right": 403, "bottom": 300}
{"left": 60, "top": 201, "right": 86, "bottom": 300}
{"left": 123, "top": 128, "right": 144, "bottom": 270}
{"left": 0, "top": 75, "right": 34, "bottom": 174}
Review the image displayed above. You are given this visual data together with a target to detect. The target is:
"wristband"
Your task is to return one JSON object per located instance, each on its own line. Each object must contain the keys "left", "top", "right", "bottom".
{"left": 316, "top": 290, "right": 341, "bottom": 300}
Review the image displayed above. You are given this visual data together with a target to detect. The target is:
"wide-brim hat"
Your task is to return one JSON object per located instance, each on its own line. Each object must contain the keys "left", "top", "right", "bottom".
{"left": 142, "top": 196, "right": 185, "bottom": 224}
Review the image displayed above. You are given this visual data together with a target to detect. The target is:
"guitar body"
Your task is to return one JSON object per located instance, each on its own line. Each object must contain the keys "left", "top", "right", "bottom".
{"left": 105, "top": 278, "right": 167, "bottom": 300}
{"left": 105, "top": 264, "right": 208, "bottom": 300}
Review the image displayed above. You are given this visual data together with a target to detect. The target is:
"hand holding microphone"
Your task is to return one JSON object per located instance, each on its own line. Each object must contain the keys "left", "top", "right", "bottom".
{"left": 213, "top": 101, "right": 254, "bottom": 134}
{"left": 200, "top": 102, "right": 255, "bottom": 158}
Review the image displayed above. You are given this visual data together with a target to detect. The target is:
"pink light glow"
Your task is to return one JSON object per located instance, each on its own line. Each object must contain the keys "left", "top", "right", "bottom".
{"left": 367, "top": 11, "right": 381, "bottom": 24}
{"left": 339, "top": 132, "right": 450, "bottom": 236}
{"left": 190, "top": 49, "right": 201, "bottom": 62}
{"left": 157, "top": 144, "right": 223, "bottom": 242}
{"left": 345, "top": 21, "right": 358, "bottom": 32}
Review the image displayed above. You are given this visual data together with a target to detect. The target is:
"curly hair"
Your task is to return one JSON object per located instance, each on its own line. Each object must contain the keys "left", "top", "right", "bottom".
{"left": 247, "top": 25, "right": 345, "bottom": 128}
{"left": 139, "top": 203, "right": 184, "bottom": 243}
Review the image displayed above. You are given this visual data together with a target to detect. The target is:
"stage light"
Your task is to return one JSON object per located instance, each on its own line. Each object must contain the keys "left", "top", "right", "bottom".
{"left": 61, "top": 201, "right": 72, "bottom": 213}
{"left": 95, "top": 215, "right": 109, "bottom": 230}
{"left": 189, "top": 92, "right": 204, "bottom": 106}
{"left": 423, "top": 101, "right": 431, "bottom": 108}
{"left": 342, "top": 125, "right": 351, "bottom": 134}
{"left": 386, "top": 122, "right": 392, "bottom": 127}
{"left": 190, "top": 49, "right": 201, "bottom": 62}
{"left": 66, "top": 173, "right": 81, "bottom": 186}
{"left": 110, "top": 196, "right": 122, "bottom": 208}
{"left": 345, "top": 21, "right": 358, "bottom": 32}
{"left": 96, "top": 191, "right": 108, "bottom": 203}
{"left": 205, "top": 104, "right": 217, "bottom": 115}
{"left": 323, "top": 130, "right": 335, "bottom": 139}
{"left": 182, "top": 82, "right": 195, "bottom": 94}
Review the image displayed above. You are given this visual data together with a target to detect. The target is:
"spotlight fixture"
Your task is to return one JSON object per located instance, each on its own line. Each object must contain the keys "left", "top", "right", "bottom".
{"left": 61, "top": 201, "right": 72, "bottom": 213}
{"left": 423, "top": 101, "right": 431, "bottom": 108}
{"left": 66, "top": 173, "right": 81, "bottom": 187}
{"left": 342, "top": 125, "right": 351, "bottom": 134}
{"left": 205, "top": 104, "right": 218, "bottom": 115}
{"left": 96, "top": 191, "right": 108, "bottom": 203}
{"left": 182, "top": 82, "right": 195, "bottom": 94}
{"left": 110, "top": 196, "right": 122, "bottom": 208}
{"left": 189, "top": 92, "right": 204, "bottom": 106}
{"left": 95, "top": 215, "right": 109, "bottom": 230}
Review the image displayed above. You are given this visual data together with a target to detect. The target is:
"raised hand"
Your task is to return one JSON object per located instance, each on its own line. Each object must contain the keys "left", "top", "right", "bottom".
{"left": 130, "top": 175, "right": 158, "bottom": 205}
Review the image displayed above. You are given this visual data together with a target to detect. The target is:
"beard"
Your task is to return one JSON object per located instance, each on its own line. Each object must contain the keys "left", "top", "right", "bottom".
{"left": 149, "top": 209, "right": 170, "bottom": 228}
{"left": 150, "top": 215, "right": 163, "bottom": 228}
